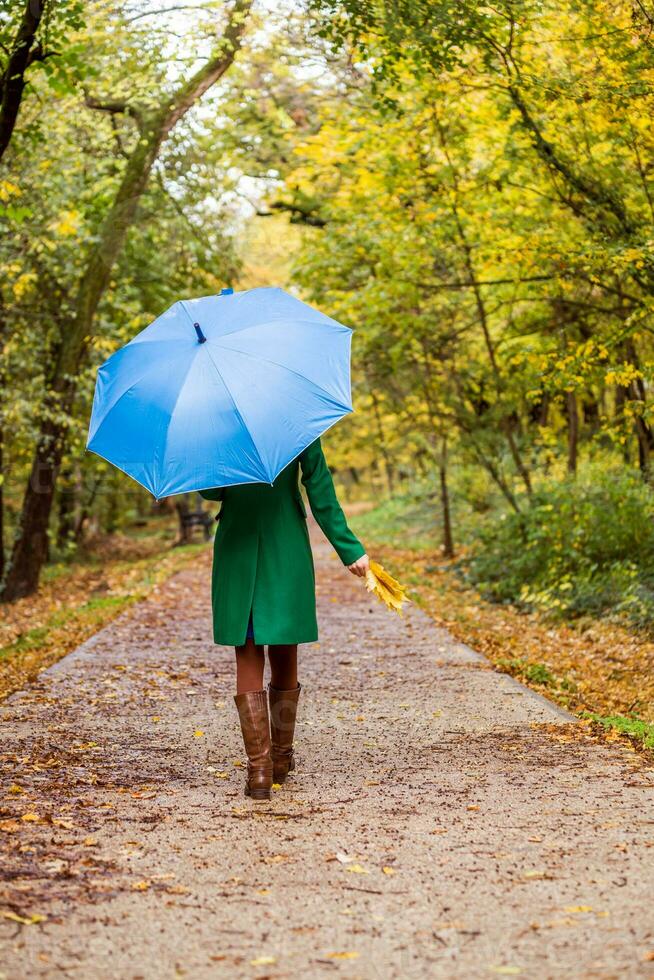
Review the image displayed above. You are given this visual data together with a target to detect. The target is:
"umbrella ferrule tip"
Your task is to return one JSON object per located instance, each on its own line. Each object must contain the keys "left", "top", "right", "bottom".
{"left": 193, "top": 322, "right": 207, "bottom": 344}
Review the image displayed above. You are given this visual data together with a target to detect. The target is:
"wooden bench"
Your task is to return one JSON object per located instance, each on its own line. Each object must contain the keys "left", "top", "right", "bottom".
{"left": 175, "top": 496, "right": 214, "bottom": 543}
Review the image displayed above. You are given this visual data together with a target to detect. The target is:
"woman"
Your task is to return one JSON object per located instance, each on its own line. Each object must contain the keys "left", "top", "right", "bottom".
{"left": 200, "top": 436, "right": 369, "bottom": 801}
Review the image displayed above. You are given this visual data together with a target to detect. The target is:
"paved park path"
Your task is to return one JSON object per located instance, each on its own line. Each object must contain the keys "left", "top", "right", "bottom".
{"left": 1, "top": 524, "right": 654, "bottom": 979}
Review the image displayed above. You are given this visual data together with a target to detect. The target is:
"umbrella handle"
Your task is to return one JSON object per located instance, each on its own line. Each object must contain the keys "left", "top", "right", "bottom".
{"left": 193, "top": 322, "right": 207, "bottom": 344}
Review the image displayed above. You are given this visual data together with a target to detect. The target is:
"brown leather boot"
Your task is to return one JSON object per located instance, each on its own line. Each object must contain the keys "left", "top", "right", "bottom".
{"left": 268, "top": 683, "right": 301, "bottom": 783}
{"left": 233, "top": 690, "right": 273, "bottom": 800}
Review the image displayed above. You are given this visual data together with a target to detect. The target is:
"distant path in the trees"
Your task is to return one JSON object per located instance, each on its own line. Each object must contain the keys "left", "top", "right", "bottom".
{"left": 1, "top": 522, "right": 653, "bottom": 978}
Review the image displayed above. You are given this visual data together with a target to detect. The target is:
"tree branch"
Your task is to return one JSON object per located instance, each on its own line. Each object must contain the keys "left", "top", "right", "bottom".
{"left": 83, "top": 92, "right": 144, "bottom": 125}
{"left": 162, "top": 0, "right": 253, "bottom": 135}
{"left": 506, "top": 81, "right": 637, "bottom": 237}
{"left": 408, "top": 274, "right": 556, "bottom": 291}
{"left": 84, "top": 94, "right": 130, "bottom": 114}
{"left": 125, "top": 4, "right": 210, "bottom": 23}
{"left": 0, "top": 0, "right": 44, "bottom": 162}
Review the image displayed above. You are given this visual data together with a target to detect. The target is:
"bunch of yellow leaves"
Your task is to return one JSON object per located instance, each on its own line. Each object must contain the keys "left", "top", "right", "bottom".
{"left": 364, "top": 560, "right": 410, "bottom": 615}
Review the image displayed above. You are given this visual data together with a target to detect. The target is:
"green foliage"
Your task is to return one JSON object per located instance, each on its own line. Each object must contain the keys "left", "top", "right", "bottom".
{"left": 497, "top": 659, "right": 558, "bottom": 689}
{"left": 585, "top": 713, "right": 654, "bottom": 750}
{"left": 464, "top": 466, "right": 654, "bottom": 628}
{"left": 350, "top": 493, "right": 440, "bottom": 552}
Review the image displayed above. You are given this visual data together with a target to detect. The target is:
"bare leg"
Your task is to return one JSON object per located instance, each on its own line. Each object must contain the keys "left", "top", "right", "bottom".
{"left": 235, "top": 639, "right": 265, "bottom": 694}
{"left": 268, "top": 644, "right": 298, "bottom": 690}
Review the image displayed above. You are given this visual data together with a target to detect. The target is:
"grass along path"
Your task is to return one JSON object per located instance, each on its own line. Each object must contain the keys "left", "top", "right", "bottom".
{"left": 0, "top": 521, "right": 210, "bottom": 702}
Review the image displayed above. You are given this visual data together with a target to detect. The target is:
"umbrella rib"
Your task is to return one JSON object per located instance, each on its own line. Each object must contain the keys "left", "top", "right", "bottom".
{"left": 210, "top": 342, "right": 352, "bottom": 410}
{"left": 155, "top": 346, "right": 208, "bottom": 492}
{"left": 87, "top": 445, "right": 165, "bottom": 500}
{"left": 87, "top": 374, "right": 157, "bottom": 447}
{"left": 203, "top": 342, "right": 271, "bottom": 483}
{"left": 87, "top": 341, "right": 187, "bottom": 444}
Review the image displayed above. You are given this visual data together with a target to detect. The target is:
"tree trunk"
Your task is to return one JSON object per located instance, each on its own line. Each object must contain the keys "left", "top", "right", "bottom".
{"left": 583, "top": 394, "right": 600, "bottom": 433}
{"left": 75, "top": 472, "right": 104, "bottom": 542}
{"left": 614, "top": 385, "right": 631, "bottom": 464}
{"left": 369, "top": 389, "right": 394, "bottom": 495}
{"left": 439, "top": 437, "right": 454, "bottom": 558}
{"left": 3, "top": 417, "right": 64, "bottom": 597}
{"left": 0, "top": 0, "right": 44, "bottom": 162}
{"left": 175, "top": 495, "right": 192, "bottom": 545}
{"left": 0, "top": 403, "right": 4, "bottom": 583}
{"left": 432, "top": 112, "right": 534, "bottom": 500}
{"left": 105, "top": 475, "right": 120, "bottom": 535}
{"left": 622, "top": 339, "right": 654, "bottom": 479}
{"left": 566, "top": 390, "right": 579, "bottom": 476}
{"left": 631, "top": 399, "right": 652, "bottom": 479}
{"left": 56, "top": 467, "right": 76, "bottom": 551}
{"left": 1, "top": 0, "right": 252, "bottom": 601}
{"left": 0, "top": 307, "right": 6, "bottom": 582}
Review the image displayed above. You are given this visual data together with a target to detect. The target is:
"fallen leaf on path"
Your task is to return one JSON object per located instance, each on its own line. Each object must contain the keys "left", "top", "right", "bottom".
{"left": 8, "top": 784, "right": 24, "bottom": 795}
{"left": 21, "top": 812, "right": 39, "bottom": 822}
{"left": 250, "top": 956, "right": 276, "bottom": 966}
{"left": 326, "top": 951, "right": 360, "bottom": 960}
{"left": 565, "top": 905, "right": 593, "bottom": 914}
{"left": 1, "top": 911, "right": 46, "bottom": 926}
{"left": 0, "top": 820, "right": 20, "bottom": 833}
{"left": 335, "top": 851, "right": 356, "bottom": 864}
{"left": 83, "top": 836, "right": 98, "bottom": 847}
{"left": 490, "top": 968, "right": 522, "bottom": 976}
{"left": 131, "top": 880, "right": 150, "bottom": 891}
{"left": 382, "top": 866, "right": 396, "bottom": 875}
{"left": 345, "top": 863, "right": 369, "bottom": 874}
{"left": 193, "top": 729, "right": 204, "bottom": 738}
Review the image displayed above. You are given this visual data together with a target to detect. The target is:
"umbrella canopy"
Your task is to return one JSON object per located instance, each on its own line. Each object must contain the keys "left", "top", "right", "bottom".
{"left": 86, "top": 287, "right": 353, "bottom": 498}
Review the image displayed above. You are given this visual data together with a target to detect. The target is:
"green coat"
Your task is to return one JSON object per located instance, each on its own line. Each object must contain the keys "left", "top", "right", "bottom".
{"left": 199, "top": 438, "right": 365, "bottom": 646}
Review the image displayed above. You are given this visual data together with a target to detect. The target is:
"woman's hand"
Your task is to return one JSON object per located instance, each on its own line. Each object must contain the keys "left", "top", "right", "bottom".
{"left": 348, "top": 553, "right": 370, "bottom": 577}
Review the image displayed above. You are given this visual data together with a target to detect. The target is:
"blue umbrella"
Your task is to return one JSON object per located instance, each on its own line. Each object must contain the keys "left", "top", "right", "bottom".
{"left": 86, "top": 287, "right": 354, "bottom": 498}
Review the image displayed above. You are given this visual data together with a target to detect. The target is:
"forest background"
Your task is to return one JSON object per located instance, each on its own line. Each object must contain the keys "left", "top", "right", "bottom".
{"left": 1, "top": 0, "right": 654, "bottom": 748}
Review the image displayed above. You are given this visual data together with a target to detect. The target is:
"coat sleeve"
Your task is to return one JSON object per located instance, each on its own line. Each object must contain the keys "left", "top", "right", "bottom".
{"left": 300, "top": 438, "right": 366, "bottom": 566}
{"left": 198, "top": 488, "right": 224, "bottom": 502}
